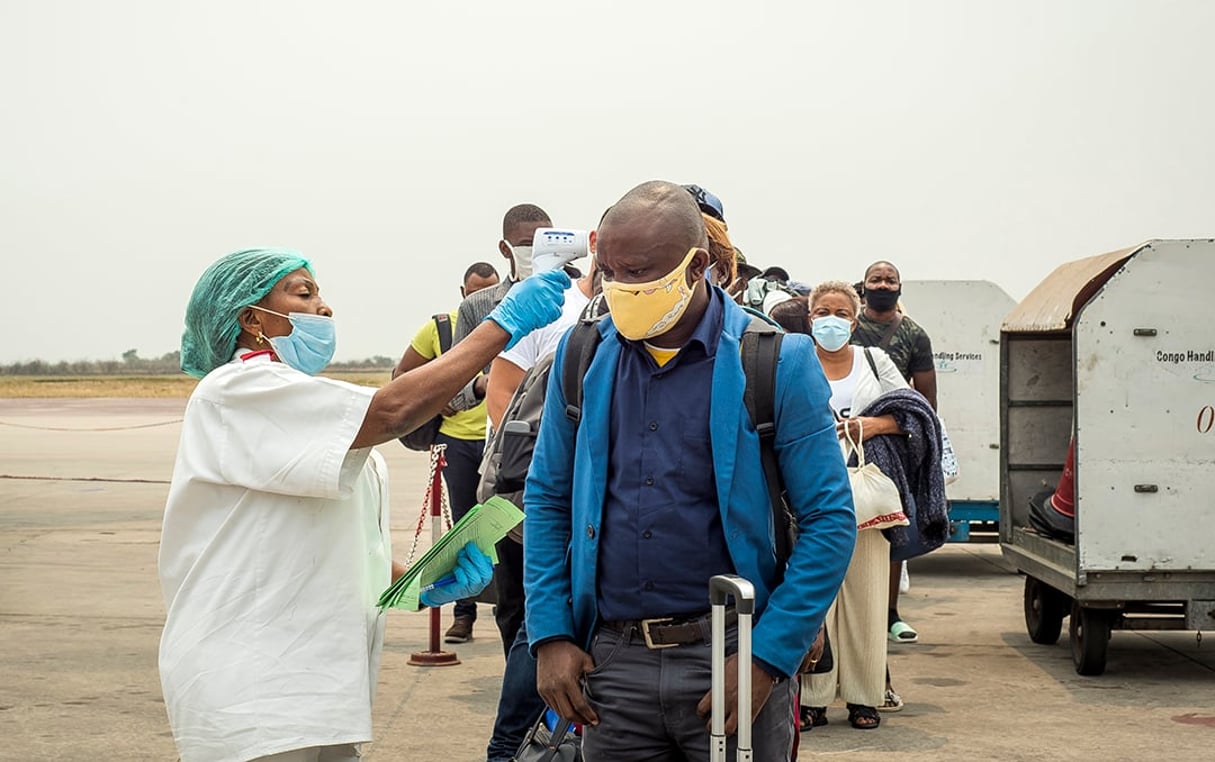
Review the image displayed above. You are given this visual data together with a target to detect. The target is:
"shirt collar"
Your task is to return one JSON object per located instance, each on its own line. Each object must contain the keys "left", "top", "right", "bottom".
{"left": 687, "top": 284, "right": 724, "bottom": 357}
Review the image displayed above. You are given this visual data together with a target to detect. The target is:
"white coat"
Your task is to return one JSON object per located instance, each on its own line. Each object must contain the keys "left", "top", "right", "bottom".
{"left": 158, "top": 351, "right": 391, "bottom": 762}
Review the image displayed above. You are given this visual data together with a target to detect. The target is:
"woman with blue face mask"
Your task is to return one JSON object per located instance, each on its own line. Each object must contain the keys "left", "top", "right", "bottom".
{"left": 799, "top": 281, "right": 908, "bottom": 733}
{"left": 161, "top": 248, "right": 568, "bottom": 762}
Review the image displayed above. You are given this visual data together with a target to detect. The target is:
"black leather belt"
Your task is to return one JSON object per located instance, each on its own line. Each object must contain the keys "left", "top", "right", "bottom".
{"left": 601, "top": 608, "right": 737, "bottom": 649}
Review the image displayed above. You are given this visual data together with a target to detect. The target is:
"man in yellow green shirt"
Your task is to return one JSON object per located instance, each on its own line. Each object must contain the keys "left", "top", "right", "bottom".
{"left": 392, "top": 262, "right": 500, "bottom": 642}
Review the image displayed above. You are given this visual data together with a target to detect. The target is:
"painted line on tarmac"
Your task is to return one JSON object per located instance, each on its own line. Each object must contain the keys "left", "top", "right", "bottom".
{"left": 0, "top": 419, "right": 182, "bottom": 432}
{"left": 0, "top": 474, "right": 170, "bottom": 485}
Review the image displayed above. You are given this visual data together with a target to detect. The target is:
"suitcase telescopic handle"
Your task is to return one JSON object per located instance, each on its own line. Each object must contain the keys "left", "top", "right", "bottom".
{"left": 710, "top": 574, "right": 756, "bottom": 614}
{"left": 710, "top": 574, "right": 756, "bottom": 762}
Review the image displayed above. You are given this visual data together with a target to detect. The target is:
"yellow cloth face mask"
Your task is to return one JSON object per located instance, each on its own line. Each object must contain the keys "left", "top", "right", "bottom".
{"left": 603, "top": 247, "right": 699, "bottom": 341}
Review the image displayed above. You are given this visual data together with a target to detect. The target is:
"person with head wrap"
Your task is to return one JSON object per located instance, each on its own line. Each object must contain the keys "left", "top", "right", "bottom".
{"left": 681, "top": 183, "right": 738, "bottom": 294}
{"left": 701, "top": 212, "right": 738, "bottom": 291}
{"left": 160, "top": 248, "right": 568, "bottom": 762}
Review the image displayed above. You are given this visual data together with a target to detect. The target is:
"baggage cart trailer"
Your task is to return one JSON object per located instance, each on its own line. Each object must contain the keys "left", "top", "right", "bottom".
{"left": 1000, "top": 239, "right": 1215, "bottom": 675}
{"left": 902, "top": 280, "right": 1016, "bottom": 542}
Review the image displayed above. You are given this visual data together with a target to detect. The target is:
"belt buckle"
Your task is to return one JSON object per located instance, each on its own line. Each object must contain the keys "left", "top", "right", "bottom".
{"left": 639, "top": 617, "right": 678, "bottom": 649}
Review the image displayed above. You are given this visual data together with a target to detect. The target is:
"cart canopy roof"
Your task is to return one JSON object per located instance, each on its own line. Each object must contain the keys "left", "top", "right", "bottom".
{"left": 1001, "top": 244, "right": 1141, "bottom": 333}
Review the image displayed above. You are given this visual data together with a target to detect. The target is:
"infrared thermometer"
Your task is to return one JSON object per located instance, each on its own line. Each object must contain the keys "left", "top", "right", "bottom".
{"left": 531, "top": 228, "right": 590, "bottom": 274}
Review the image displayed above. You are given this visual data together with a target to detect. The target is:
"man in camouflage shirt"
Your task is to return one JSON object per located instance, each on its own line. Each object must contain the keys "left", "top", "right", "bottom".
{"left": 852, "top": 261, "right": 936, "bottom": 408}
{"left": 851, "top": 259, "right": 938, "bottom": 712}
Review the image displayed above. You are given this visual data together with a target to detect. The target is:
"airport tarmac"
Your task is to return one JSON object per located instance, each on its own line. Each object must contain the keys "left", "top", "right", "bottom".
{"left": 1, "top": 398, "right": 1213, "bottom": 761}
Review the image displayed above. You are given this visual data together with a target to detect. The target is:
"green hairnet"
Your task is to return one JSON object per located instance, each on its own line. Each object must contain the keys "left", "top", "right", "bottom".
{"left": 181, "top": 248, "right": 313, "bottom": 378}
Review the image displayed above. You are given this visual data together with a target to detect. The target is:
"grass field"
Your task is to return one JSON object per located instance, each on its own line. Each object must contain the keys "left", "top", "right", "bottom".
{"left": 0, "top": 371, "right": 391, "bottom": 398}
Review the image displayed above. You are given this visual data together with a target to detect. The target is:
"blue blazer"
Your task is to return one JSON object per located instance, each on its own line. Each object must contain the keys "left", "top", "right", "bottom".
{"left": 523, "top": 292, "right": 856, "bottom": 678}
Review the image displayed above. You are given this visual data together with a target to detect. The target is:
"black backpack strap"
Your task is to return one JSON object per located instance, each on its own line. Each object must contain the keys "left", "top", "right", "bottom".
{"left": 434, "top": 313, "right": 453, "bottom": 353}
{"left": 741, "top": 319, "right": 790, "bottom": 566}
{"left": 863, "top": 346, "right": 879, "bottom": 380}
{"left": 561, "top": 296, "right": 608, "bottom": 424}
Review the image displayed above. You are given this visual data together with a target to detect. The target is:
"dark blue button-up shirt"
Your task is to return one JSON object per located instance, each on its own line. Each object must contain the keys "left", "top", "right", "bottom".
{"left": 597, "top": 288, "right": 736, "bottom": 621}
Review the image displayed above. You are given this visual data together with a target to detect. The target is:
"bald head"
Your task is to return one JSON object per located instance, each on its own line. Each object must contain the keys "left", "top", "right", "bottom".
{"left": 600, "top": 180, "right": 708, "bottom": 251}
{"left": 595, "top": 180, "right": 714, "bottom": 346}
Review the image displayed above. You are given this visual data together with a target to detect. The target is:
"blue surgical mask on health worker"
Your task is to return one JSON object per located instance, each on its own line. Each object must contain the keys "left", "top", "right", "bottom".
{"left": 250, "top": 306, "right": 337, "bottom": 375}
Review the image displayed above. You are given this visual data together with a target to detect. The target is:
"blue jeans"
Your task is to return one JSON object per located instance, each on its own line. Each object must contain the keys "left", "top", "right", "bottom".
{"left": 485, "top": 621, "right": 547, "bottom": 762}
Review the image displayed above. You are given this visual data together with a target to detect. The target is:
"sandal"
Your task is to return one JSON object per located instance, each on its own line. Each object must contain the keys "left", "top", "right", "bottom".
{"left": 846, "top": 703, "right": 881, "bottom": 730}
{"left": 799, "top": 706, "right": 828, "bottom": 731}
{"left": 888, "top": 620, "right": 919, "bottom": 643}
{"left": 879, "top": 687, "right": 904, "bottom": 712}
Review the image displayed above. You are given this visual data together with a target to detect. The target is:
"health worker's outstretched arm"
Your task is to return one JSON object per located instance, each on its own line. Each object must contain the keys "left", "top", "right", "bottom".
{"left": 351, "top": 270, "right": 569, "bottom": 449}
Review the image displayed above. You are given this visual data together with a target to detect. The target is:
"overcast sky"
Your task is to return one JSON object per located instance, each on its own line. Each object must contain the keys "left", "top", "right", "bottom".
{"left": 3, "top": 1, "right": 1212, "bottom": 364}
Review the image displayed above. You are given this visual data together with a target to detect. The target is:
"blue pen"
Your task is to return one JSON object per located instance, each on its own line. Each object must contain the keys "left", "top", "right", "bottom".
{"left": 420, "top": 575, "right": 458, "bottom": 593}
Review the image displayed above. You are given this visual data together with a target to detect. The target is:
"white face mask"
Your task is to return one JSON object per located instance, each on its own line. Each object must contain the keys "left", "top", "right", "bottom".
{"left": 505, "top": 242, "right": 535, "bottom": 280}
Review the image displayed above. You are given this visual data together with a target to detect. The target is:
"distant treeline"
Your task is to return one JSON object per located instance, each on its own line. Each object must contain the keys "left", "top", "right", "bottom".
{"left": 0, "top": 349, "right": 395, "bottom": 375}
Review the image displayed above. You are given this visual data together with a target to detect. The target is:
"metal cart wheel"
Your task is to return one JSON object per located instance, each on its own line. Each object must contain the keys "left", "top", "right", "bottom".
{"left": 1023, "top": 576, "right": 1067, "bottom": 645}
{"left": 1069, "top": 601, "right": 1112, "bottom": 676}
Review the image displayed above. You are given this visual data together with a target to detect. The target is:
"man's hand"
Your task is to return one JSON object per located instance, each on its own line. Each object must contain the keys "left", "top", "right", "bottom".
{"left": 808, "top": 627, "right": 826, "bottom": 666}
{"left": 444, "top": 376, "right": 484, "bottom": 416}
{"left": 536, "top": 640, "right": 599, "bottom": 727}
{"left": 694, "top": 656, "right": 776, "bottom": 736}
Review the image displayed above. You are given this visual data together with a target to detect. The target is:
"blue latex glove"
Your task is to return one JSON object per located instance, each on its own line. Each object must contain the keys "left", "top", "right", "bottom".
{"left": 486, "top": 269, "right": 570, "bottom": 350}
{"left": 419, "top": 542, "right": 494, "bottom": 608}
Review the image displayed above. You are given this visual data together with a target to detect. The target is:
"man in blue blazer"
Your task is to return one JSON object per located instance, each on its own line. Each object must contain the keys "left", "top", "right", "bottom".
{"left": 523, "top": 180, "right": 855, "bottom": 761}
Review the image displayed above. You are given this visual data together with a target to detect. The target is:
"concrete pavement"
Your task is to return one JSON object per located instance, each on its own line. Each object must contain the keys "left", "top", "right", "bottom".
{"left": 1, "top": 398, "right": 1212, "bottom": 761}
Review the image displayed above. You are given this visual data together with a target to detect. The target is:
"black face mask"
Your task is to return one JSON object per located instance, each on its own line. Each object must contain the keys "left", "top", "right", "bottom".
{"left": 865, "top": 287, "right": 901, "bottom": 312}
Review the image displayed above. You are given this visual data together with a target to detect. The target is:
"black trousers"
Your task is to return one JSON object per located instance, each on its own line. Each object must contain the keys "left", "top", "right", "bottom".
{"left": 492, "top": 536, "right": 526, "bottom": 658}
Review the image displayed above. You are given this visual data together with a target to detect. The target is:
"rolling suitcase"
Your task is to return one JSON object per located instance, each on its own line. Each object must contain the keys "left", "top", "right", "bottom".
{"left": 710, "top": 574, "right": 756, "bottom": 762}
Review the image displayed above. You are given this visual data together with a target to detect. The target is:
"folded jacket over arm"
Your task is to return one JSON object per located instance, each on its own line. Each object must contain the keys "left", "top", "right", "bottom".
{"left": 853, "top": 388, "right": 949, "bottom": 560}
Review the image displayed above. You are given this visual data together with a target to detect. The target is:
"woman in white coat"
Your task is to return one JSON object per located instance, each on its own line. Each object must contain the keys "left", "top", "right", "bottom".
{"left": 798, "top": 280, "right": 907, "bottom": 732}
{"left": 159, "top": 248, "right": 567, "bottom": 762}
